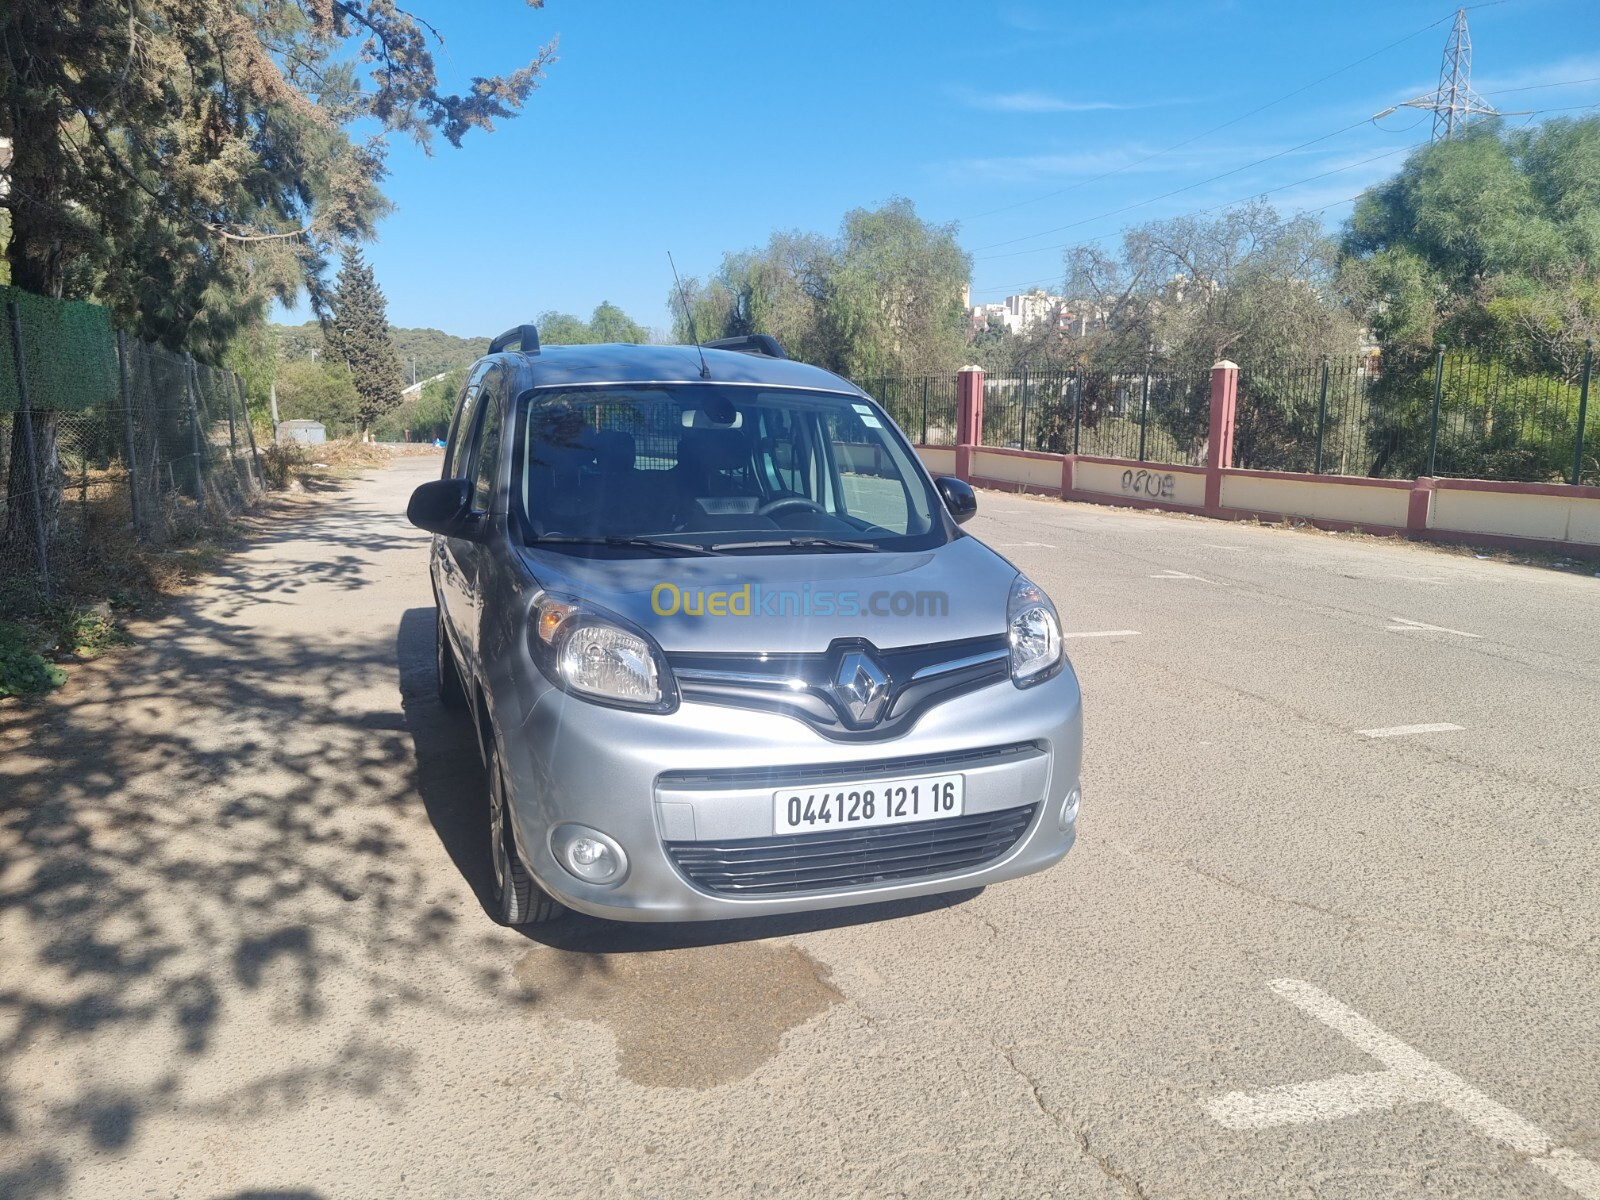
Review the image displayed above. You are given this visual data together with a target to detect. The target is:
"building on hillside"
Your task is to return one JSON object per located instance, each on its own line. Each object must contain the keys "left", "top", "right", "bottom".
{"left": 969, "top": 289, "right": 1105, "bottom": 337}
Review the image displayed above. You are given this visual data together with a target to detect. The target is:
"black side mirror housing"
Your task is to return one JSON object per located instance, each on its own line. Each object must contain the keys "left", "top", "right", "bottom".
{"left": 935, "top": 476, "right": 978, "bottom": 525}
{"left": 407, "top": 478, "right": 474, "bottom": 537}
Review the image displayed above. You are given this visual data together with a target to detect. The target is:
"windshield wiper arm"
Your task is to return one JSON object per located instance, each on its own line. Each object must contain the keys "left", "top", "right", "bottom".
{"left": 530, "top": 535, "right": 721, "bottom": 557}
{"left": 709, "top": 536, "right": 883, "bottom": 553}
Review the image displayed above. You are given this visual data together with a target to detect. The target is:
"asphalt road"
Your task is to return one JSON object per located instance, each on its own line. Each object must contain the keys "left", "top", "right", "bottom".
{"left": 3, "top": 454, "right": 1597, "bottom": 1200}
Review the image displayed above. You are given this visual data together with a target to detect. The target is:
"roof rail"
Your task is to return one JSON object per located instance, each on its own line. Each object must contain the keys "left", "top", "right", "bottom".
{"left": 489, "top": 324, "right": 541, "bottom": 355}
{"left": 702, "top": 334, "right": 788, "bottom": 360}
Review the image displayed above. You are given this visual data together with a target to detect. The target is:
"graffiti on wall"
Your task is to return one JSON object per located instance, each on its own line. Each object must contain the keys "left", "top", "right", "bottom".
{"left": 1121, "top": 469, "right": 1176, "bottom": 500}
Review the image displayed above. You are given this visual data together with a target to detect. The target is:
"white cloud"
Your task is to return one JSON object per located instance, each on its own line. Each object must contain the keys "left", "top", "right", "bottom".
{"left": 954, "top": 86, "right": 1186, "bottom": 114}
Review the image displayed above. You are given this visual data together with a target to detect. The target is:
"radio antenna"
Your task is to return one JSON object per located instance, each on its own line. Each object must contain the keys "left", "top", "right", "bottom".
{"left": 668, "top": 251, "right": 710, "bottom": 379}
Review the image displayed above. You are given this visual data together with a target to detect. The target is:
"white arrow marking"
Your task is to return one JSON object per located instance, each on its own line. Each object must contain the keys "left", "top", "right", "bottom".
{"left": 1202, "top": 980, "right": 1600, "bottom": 1198}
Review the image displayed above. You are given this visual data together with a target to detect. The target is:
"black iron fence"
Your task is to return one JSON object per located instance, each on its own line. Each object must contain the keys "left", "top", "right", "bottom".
{"left": 857, "top": 374, "right": 961, "bottom": 446}
{"left": 980, "top": 365, "right": 1211, "bottom": 466}
{"left": 1239, "top": 343, "right": 1596, "bottom": 484}
{"left": 2, "top": 295, "right": 264, "bottom": 604}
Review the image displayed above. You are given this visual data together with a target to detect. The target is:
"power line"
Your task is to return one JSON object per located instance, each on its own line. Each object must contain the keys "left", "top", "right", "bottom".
{"left": 1374, "top": 7, "right": 1507, "bottom": 140}
{"left": 969, "top": 115, "right": 1378, "bottom": 253}
{"left": 956, "top": 10, "right": 1458, "bottom": 225}
{"left": 966, "top": 99, "right": 1600, "bottom": 300}
{"left": 973, "top": 139, "right": 1421, "bottom": 263}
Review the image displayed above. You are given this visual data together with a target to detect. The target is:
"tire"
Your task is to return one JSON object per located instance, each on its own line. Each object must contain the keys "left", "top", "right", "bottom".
{"left": 488, "top": 743, "right": 565, "bottom": 927}
{"left": 436, "top": 610, "right": 467, "bottom": 710}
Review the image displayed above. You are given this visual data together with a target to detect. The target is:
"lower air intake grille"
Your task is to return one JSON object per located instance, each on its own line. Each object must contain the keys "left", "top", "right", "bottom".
{"left": 664, "top": 805, "right": 1037, "bottom": 896}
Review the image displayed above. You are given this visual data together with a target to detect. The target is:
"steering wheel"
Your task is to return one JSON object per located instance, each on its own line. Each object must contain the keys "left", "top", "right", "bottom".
{"left": 757, "top": 496, "right": 826, "bottom": 518}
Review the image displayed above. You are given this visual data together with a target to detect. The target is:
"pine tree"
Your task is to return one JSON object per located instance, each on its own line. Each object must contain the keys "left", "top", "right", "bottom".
{"left": 326, "top": 249, "right": 406, "bottom": 439}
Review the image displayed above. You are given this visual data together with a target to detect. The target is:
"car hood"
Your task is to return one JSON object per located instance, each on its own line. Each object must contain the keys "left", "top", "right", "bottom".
{"left": 517, "top": 536, "right": 1016, "bottom": 654}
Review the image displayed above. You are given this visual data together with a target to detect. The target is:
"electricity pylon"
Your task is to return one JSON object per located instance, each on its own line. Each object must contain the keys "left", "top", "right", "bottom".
{"left": 1375, "top": 8, "right": 1503, "bottom": 140}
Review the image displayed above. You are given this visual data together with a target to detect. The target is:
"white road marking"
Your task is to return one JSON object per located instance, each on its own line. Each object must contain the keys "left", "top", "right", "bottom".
{"left": 1202, "top": 980, "right": 1600, "bottom": 1199}
{"left": 1063, "top": 630, "right": 1141, "bottom": 639}
{"left": 1357, "top": 723, "right": 1465, "bottom": 739}
{"left": 997, "top": 541, "right": 1056, "bottom": 548}
{"left": 1202, "top": 544, "right": 1248, "bottom": 552}
{"left": 1149, "top": 569, "right": 1220, "bottom": 584}
{"left": 1387, "top": 616, "right": 1481, "bottom": 638}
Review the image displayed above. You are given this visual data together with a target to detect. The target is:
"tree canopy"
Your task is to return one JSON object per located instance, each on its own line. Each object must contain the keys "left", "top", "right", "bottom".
{"left": 1, "top": 0, "right": 555, "bottom": 356}
{"left": 535, "top": 302, "right": 650, "bottom": 345}
{"left": 1342, "top": 117, "right": 1600, "bottom": 376}
{"left": 673, "top": 199, "right": 971, "bottom": 380}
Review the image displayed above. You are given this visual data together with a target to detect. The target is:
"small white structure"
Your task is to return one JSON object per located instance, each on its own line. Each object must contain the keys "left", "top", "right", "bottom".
{"left": 277, "top": 419, "right": 326, "bottom": 445}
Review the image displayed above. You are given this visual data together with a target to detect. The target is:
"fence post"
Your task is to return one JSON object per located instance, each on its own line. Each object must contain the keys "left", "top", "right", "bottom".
{"left": 185, "top": 352, "right": 205, "bottom": 517}
{"left": 8, "top": 301, "right": 52, "bottom": 599}
{"left": 1137, "top": 358, "right": 1152, "bottom": 462}
{"left": 1072, "top": 370, "right": 1082, "bottom": 455}
{"left": 955, "top": 365, "right": 984, "bottom": 478}
{"left": 116, "top": 330, "right": 143, "bottom": 534}
{"left": 1426, "top": 346, "right": 1445, "bottom": 479}
{"left": 1205, "top": 359, "right": 1239, "bottom": 511}
{"left": 237, "top": 373, "right": 264, "bottom": 491}
{"left": 1573, "top": 339, "right": 1593, "bottom": 487}
{"left": 1313, "top": 354, "right": 1330, "bottom": 475}
{"left": 1018, "top": 363, "right": 1030, "bottom": 451}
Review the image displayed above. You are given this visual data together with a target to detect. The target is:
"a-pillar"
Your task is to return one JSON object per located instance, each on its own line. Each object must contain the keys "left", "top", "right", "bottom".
{"left": 1205, "top": 359, "right": 1239, "bottom": 511}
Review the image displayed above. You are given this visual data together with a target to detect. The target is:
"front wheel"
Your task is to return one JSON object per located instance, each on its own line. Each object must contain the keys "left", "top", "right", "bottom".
{"left": 488, "top": 744, "right": 565, "bottom": 927}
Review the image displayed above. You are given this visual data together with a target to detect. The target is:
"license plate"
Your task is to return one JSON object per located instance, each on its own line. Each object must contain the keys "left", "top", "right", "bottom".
{"left": 773, "top": 774, "right": 964, "bottom": 834}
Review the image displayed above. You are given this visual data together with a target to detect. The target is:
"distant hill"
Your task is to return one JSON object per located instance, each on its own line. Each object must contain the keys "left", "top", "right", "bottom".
{"left": 272, "top": 322, "right": 490, "bottom": 383}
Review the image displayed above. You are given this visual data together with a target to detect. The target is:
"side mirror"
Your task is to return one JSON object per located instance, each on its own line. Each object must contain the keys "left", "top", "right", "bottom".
{"left": 407, "top": 478, "right": 474, "bottom": 537}
{"left": 935, "top": 476, "right": 978, "bottom": 525}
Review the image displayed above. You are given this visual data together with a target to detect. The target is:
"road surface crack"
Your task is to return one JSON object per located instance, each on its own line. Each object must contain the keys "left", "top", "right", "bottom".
{"left": 1109, "top": 841, "right": 1598, "bottom": 965}
{"left": 994, "top": 1044, "right": 1148, "bottom": 1199}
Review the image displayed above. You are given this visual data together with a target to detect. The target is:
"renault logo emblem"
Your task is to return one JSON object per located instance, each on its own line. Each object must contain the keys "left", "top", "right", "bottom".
{"left": 832, "top": 651, "right": 890, "bottom": 725}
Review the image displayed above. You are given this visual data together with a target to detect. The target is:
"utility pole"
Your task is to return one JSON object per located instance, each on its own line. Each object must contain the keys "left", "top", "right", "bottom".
{"left": 1373, "top": 8, "right": 1515, "bottom": 140}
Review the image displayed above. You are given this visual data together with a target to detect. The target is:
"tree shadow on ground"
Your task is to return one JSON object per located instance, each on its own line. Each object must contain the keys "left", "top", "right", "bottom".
{"left": 0, "top": 472, "right": 448, "bottom": 1198}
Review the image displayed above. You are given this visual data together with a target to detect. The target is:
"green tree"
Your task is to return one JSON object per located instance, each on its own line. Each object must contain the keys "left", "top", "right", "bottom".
{"left": 1342, "top": 118, "right": 1600, "bottom": 480}
{"left": 325, "top": 248, "right": 405, "bottom": 436}
{"left": 588, "top": 301, "right": 648, "bottom": 344}
{"left": 2, "top": 0, "right": 554, "bottom": 540}
{"left": 273, "top": 359, "right": 361, "bottom": 435}
{"left": 671, "top": 200, "right": 970, "bottom": 380}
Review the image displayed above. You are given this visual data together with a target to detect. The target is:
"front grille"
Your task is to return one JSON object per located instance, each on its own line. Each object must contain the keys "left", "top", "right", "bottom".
{"left": 665, "top": 804, "right": 1037, "bottom": 896}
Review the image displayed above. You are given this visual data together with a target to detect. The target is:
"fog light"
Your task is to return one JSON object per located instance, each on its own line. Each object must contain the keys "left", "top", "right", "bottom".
{"left": 1059, "top": 787, "right": 1081, "bottom": 831}
{"left": 551, "top": 824, "right": 627, "bottom": 886}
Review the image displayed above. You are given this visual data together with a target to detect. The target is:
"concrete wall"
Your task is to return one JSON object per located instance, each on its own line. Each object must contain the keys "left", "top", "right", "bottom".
{"left": 1218, "top": 472, "right": 1411, "bottom": 529}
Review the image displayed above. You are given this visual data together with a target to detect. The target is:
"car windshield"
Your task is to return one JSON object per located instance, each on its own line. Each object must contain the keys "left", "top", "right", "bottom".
{"left": 515, "top": 385, "right": 947, "bottom": 553}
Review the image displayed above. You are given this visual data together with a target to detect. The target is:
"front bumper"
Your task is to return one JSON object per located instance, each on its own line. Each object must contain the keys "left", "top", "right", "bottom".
{"left": 500, "top": 665, "right": 1082, "bottom": 922}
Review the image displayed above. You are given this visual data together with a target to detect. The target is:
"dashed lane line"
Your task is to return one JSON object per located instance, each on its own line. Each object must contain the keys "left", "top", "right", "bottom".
{"left": 1387, "top": 616, "right": 1481, "bottom": 638}
{"left": 1357, "top": 723, "right": 1465, "bottom": 739}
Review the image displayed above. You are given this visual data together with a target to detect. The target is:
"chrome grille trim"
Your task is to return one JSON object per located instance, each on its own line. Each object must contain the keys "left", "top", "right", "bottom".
{"left": 664, "top": 804, "right": 1038, "bottom": 896}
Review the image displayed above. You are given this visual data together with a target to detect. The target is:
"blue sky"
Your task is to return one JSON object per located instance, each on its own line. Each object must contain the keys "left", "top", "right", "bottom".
{"left": 279, "top": 0, "right": 1600, "bottom": 337}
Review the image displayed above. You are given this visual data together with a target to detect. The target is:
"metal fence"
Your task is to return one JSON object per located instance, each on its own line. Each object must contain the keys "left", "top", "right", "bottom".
{"left": 1239, "top": 344, "right": 1596, "bottom": 484}
{"left": 2, "top": 298, "right": 264, "bottom": 603}
{"left": 981, "top": 365, "right": 1211, "bottom": 466}
{"left": 856, "top": 375, "right": 961, "bottom": 446}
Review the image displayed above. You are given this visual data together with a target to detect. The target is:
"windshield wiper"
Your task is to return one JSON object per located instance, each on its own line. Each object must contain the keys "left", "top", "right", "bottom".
{"left": 530, "top": 535, "right": 721, "bottom": 557}
{"left": 709, "top": 536, "right": 883, "bottom": 553}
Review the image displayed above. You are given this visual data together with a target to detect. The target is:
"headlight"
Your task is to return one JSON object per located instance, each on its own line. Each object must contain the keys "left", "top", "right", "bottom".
{"left": 528, "top": 592, "right": 678, "bottom": 712}
{"left": 1008, "top": 574, "right": 1063, "bottom": 687}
